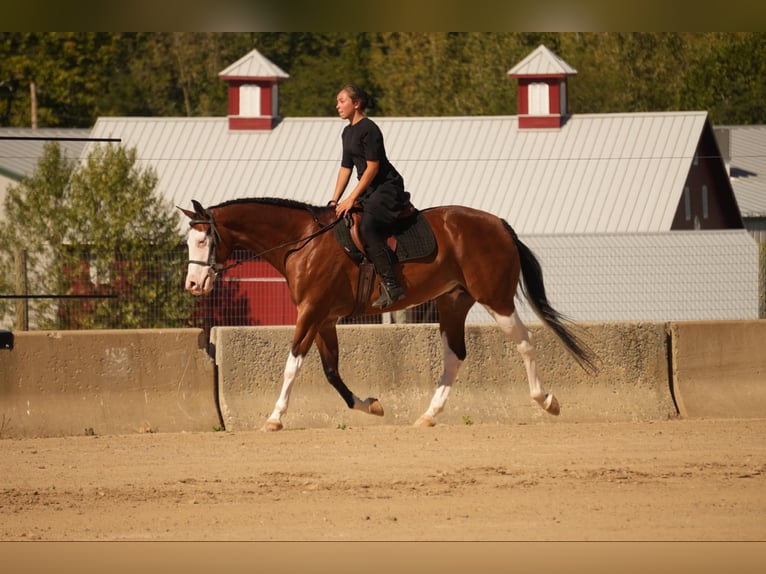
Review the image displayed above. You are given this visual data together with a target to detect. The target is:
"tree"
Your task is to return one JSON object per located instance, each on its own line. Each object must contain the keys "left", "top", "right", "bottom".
{"left": 0, "top": 142, "right": 75, "bottom": 325}
{"left": 0, "top": 142, "right": 194, "bottom": 329}
{"left": 680, "top": 33, "right": 766, "bottom": 124}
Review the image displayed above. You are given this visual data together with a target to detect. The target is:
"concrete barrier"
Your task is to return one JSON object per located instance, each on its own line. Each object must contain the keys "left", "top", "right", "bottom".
{"left": 0, "top": 329, "right": 219, "bottom": 438}
{"left": 3, "top": 321, "right": 761, "bottom": 438}
{"left": 670, "top": 321, "right": 766, "bottom": 419}
{"left": 211, "top": 322, "right": 677, "bottom": 430}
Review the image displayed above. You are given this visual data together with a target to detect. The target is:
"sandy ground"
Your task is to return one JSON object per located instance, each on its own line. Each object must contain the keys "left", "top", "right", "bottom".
{"left": 1, "top": 418, "right": 765, "bottom": 542}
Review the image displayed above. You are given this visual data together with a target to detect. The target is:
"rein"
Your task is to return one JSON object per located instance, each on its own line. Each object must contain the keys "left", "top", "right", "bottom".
{"left": 188, "top": 208, "right": 343, "bottom": 274}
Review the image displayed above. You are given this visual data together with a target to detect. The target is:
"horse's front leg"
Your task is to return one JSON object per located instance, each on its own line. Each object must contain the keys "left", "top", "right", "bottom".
{"left": 315, "top": 321, "right": 384, "bottom": 417}
{"left": 262, "top": 351, "right": 303, "bottom": 432}
{"left": 262, "top": 315, "right": 319, "bottom": 432}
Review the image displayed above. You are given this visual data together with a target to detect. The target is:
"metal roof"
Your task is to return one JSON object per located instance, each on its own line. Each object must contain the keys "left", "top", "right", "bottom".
{"left": 716, "top": 125, "right": 766, "bottom": 217}
{"left": 467, "top": 229, "right": 759, "bottom": 323}
{"left": 0, "top": 128, "right": 91, "bottom": 180}
{"left": 507, "top": 44, "right": 578, "bottom": 77}
{"left": 87, "top": 111, "right": 708, "bottom": 235}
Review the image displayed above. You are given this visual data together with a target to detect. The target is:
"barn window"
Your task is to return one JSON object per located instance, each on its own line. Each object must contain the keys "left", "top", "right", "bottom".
{"left": 528, "top": 83, "right": 549, "bottom": 115}
{"left": 684, "top": 186, "right": 691, "bottom": 221}
{"left": 239, "top": 85, "right": 261, "bottom": 117}
{"left": 702, "top": 185, "right": 709, "bottom": 219}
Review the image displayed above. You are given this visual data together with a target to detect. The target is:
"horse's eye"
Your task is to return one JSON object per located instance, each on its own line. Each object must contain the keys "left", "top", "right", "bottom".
{"left": 197, "top": 237, "right": 208, "bottom": 248}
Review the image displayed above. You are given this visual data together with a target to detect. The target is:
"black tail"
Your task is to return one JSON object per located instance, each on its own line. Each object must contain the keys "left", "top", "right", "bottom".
{"left": 504, "top": 221, "right": 598, "bottom": 374}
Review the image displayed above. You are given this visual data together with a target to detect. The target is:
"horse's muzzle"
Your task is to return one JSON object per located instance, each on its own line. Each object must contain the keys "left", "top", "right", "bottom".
{"left": 186, "top": 266, "right": 217, "bottom": 295}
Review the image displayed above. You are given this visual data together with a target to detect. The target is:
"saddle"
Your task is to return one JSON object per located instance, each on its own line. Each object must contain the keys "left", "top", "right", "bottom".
{"left": 333, "top": 204, "right": 437, "bottom": 316}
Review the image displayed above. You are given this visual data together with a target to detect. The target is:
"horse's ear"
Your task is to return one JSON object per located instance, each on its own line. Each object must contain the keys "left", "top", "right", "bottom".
{"left": 177, "top": 205, "right": 196, "bottom": 220}
{"left": 191, "top": 199, "right": 206, "bottom": 217}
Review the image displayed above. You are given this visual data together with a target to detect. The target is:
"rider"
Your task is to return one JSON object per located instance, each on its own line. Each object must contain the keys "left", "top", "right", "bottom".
{"left": 329, "top": 84, "right": 410, "bottom": 309}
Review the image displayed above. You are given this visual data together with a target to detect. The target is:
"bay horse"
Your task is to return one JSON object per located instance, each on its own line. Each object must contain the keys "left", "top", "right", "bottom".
{"left": 180, "top": 197, "right": 596, "bottom": 431}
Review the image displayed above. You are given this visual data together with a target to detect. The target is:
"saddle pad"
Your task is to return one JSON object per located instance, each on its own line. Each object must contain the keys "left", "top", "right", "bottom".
{"left": 333, "top": 210, "right": 436, "bottom": 265}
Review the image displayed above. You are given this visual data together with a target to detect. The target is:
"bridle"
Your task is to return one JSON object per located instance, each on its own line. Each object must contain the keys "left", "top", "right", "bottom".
{"left": 186, "top": 207, "right": 226, "bottom": 290}
{"left": 186, "top": 206, "right": 343, "bottom": 281}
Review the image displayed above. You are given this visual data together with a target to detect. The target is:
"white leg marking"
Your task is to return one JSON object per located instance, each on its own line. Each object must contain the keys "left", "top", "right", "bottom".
{"left": 265, "top": 352, "right": 304, "bottom": 428}
{"left": 485, "top": 307, "right": 549, "bottom": 406}
{"left": 417, "top": 332, "right": 463, "bottom": 425}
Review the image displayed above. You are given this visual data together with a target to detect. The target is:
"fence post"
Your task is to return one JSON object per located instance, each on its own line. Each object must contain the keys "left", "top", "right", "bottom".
{"left": 14, "top": 248, "right": 29, "bottom": 331}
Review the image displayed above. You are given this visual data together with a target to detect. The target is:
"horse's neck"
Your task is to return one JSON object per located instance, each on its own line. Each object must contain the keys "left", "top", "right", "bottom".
{"left": 219, "top": 204, "right": 313, "bottom": 264}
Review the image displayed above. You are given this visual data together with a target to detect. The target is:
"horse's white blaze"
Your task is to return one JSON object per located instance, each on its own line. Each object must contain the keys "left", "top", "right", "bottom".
{"left": 185, "top": 228, "right": 214, "bottom": 294}
{"left": 484, "top": 307, "right": 547, "bottom": 404}
{"left": 421, "top": 331, "right": 463, "bottom": 419}
{"left": 266, "top": 352, "right": 304, "bottom": 425}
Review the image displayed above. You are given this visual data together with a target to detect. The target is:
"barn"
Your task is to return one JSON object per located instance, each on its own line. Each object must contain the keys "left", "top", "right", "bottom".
{"left": 84, "top": 45, "right": 760, "bottom": 324}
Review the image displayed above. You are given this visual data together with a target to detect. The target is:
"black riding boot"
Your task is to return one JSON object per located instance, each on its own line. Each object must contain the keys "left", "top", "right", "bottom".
{"left": 367, "top": 245, "right": 406, "bottom": 309}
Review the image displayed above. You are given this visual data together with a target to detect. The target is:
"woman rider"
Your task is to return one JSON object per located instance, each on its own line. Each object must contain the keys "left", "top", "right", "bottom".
{"left": 329, "top": 84, "right": 411, "bottom": 309}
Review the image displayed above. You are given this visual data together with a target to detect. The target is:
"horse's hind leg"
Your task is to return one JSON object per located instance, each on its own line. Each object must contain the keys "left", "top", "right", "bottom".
{"left": 315, "top": 321, "right": 384, "bottom": 417}
{"left": 415, "top": 288, "right": 475, "bottom": 427}
{"left": 485, "top": 307, "right": 560, "bottom": 415}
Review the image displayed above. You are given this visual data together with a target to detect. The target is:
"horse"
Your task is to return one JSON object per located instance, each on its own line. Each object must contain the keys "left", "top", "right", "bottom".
{"left": 180, "top": 197, "right": 597, "bottom": 431}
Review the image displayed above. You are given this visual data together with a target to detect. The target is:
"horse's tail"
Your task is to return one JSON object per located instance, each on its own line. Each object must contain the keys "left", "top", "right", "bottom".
{"left": 503, "top": 220, "right": 599, "bottom": 374}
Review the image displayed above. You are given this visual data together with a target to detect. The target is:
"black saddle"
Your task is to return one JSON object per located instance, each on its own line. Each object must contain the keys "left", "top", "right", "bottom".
{"left": 333, "top": 208, "right": 437, "bottom": 265}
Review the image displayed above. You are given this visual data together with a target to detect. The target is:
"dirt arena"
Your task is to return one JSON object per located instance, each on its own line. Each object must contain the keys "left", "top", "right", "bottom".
{"left": 1, "top": 417, "right": 764, "bottom": 542}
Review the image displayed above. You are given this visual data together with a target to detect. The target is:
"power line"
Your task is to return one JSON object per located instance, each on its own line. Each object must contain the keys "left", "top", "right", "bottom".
{"left": 0, "top": 136, "right": 121, "bottom": 142}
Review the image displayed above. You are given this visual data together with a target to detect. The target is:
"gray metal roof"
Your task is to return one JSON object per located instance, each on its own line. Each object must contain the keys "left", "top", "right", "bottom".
{"left": 467, "top": 229, "right": 759, "bottom": 323}
{"left": 0, "top": 128, "right": 91, "bottom": 180}
{"left": 715, "top": 125, "right": 766, "bottom": 217}
{"left": 87, "top": 111, "right": 708, "bottom": 235}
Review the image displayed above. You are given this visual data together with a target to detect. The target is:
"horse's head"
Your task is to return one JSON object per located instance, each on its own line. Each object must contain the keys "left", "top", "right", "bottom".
{"left": 178, "top": 200, "right": 228, "bottom": 296}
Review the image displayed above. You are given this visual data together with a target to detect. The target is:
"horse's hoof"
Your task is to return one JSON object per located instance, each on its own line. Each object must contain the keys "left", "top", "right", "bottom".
{"left": 543, "top": 393, "right": 560, "bottom": 416}
{"left": 368, "top": 398, "right": 384, "bottom": 417}
{"left": 414, "top": 415, "right": 436, "bottom": 427}
{"left": 261, "top": 419, "right": 283, "bottom": 432}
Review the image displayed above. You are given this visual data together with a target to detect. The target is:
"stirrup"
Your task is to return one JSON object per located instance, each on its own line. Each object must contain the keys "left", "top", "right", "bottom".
{"left": 372, "top": 283, "right": 405, "bottom": 309}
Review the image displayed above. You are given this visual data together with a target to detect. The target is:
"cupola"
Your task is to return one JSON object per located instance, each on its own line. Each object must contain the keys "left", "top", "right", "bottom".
{"left": 219, "top": 49, "right": 290, "bottom": 131}
{"left": 507, "top": 45, "right": 577, "bottom": 129}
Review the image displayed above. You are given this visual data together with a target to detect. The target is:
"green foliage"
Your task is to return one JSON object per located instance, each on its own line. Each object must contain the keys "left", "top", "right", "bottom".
{"left": 2, "top": 33, "right": 765, "bottom": 127}
{"left": 0, "top": 142, "right": 76, "bottom": 323}
{"left": 0, "top": 142, "right": 194, "bottom": 329}
{"left": 680, "top": 33, "right": 766, "bottom": 125}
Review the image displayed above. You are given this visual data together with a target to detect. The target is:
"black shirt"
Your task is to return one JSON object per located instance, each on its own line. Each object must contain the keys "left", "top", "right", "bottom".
{"left": 341, "top": 117, "right": 403, "bottom": 194}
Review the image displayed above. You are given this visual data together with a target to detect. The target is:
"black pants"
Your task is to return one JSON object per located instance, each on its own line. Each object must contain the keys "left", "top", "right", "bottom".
{"left": 359, "top": 181, "right": 410, "bottom": 250}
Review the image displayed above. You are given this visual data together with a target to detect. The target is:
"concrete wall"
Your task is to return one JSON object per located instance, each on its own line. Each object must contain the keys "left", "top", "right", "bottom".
{"left": 0, "top": 329, "right": 219, "bottom": 438}
{"left": 211, "top": 322, "right": 677, "bottom": 431}
{"left": 1, "top": 321, "right": 763, "bottom": 438}
{"left": 670, "top": 320, "right": 766, "bottom": 419}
